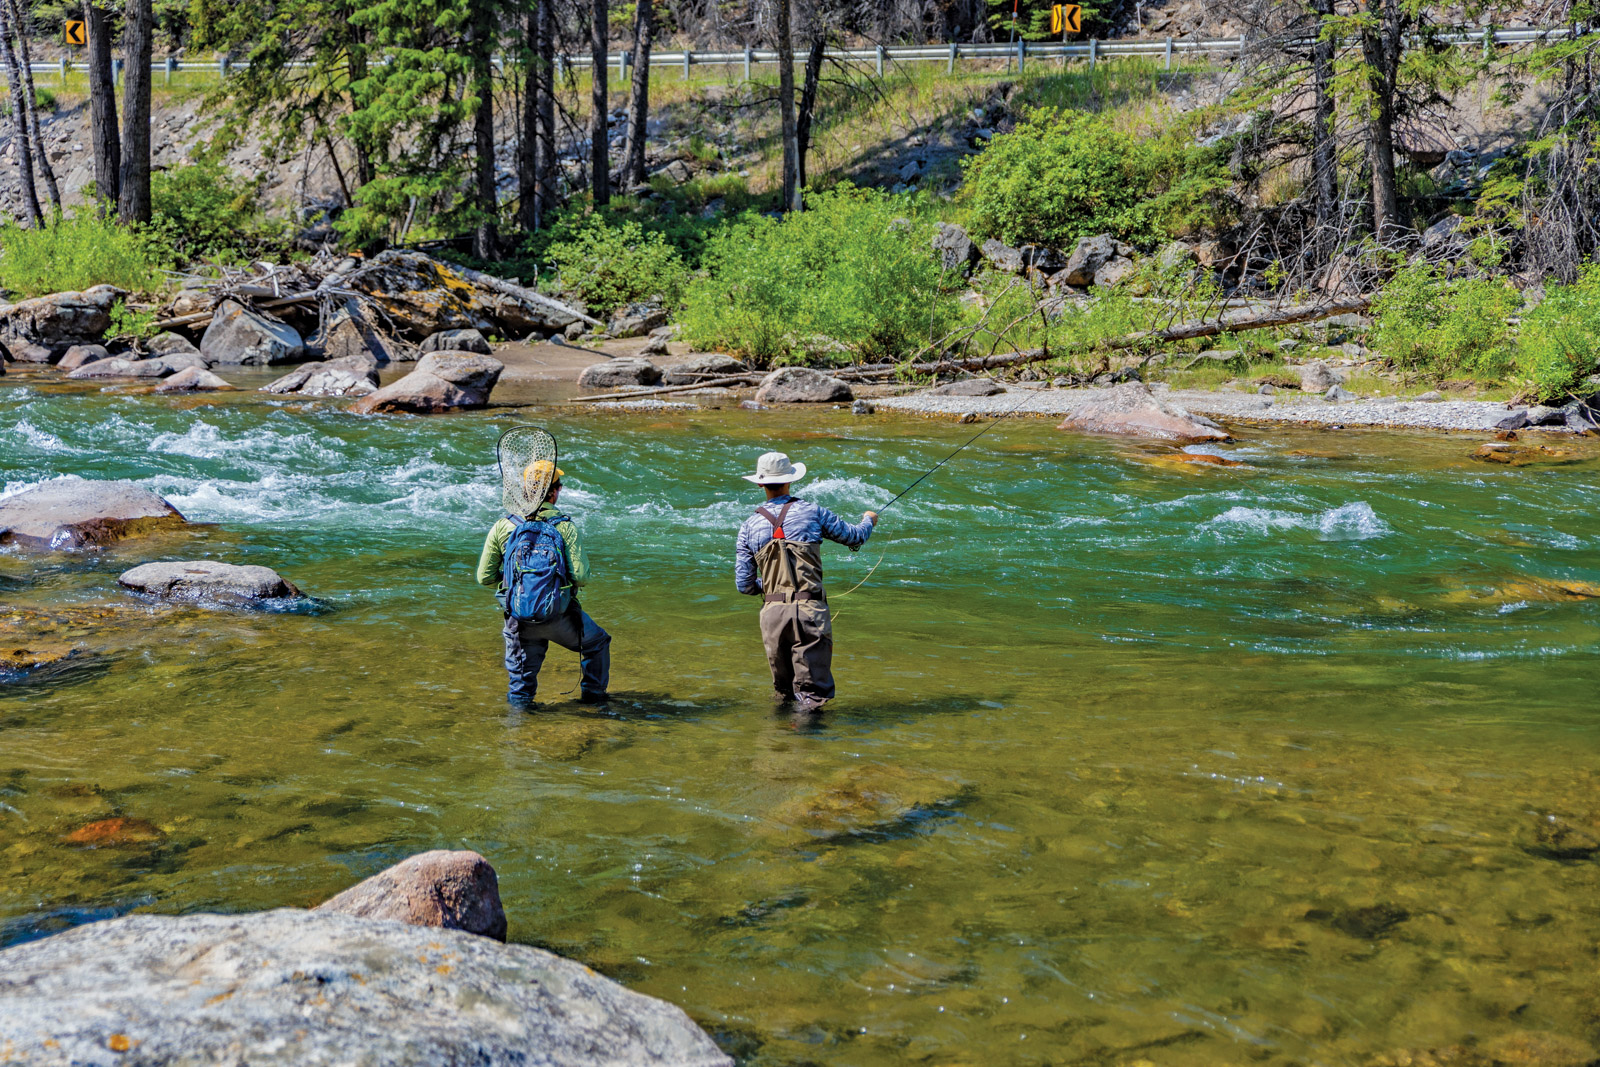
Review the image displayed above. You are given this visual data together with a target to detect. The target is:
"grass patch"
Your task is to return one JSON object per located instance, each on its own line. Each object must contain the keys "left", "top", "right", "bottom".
{"left": 0, "top": 210, "right": 166, "bottom": 297}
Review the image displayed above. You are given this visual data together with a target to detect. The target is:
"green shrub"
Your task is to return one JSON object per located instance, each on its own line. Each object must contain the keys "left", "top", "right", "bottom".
{"left": 678, "top": 185, "right": 960, "bottom": 365}
{"left": 149, "top": 158, "right": 273, "bottom": 261}
{"left": 0, "top": 210, "right": 165, "bottom": 297}
{"left": 1371, "top": 263, "right": 1520, "bottom": 381}
{"left": 1514, "top": 266, "right": 1600, "bottom": 402}
{"left": 541, "top": 213, "right": 689, "bottom": 316}
{"left": 960, "top": 108, "right": 1227, "bottom": 248}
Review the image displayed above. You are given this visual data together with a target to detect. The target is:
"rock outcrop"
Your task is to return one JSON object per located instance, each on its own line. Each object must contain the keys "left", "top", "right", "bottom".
{"left": 155, "top": 366, "right": 235, "bottom": 392}
{"left": 578, "top": 358, "right": 662, "bottom": 389}
{"left": 314, "top": 850, "right": 506, "bottom": 941}
{"left": 200, "top": 299, "right": 306, "bottom": 365}
{"left": 932, "top": 222, "right": 981, "bottom": 274}
{"left": 1053, "top": 234, "right": 1135, "bottom": 287}
{"left": 118, "top": 560, "right": 303, "bottom": 604}
{"left": 663, "top": 353, "right": 746, "bottom": 385}
{"left": 0, "top": 285, "right": 123, "bottom": 349}
{"left": 264, "top": 354, "right": 381, "bottom": 398}
{"left": 0, "top": 909, "right": 733, "bottom": 1067}
{"left": 0, "top": 479, "right": 186, "bottom": 550}
{"left": 755, "top": 366, "right": 853, "bottom": 404}
{"left": 350, "top": 351, "right": 503, "bottom": 414}
{"left": 1057, "top": 382, "right": 1231, "bottom": 442}
{"left": 421, "top": 327, "right": 492, "bottom": 355}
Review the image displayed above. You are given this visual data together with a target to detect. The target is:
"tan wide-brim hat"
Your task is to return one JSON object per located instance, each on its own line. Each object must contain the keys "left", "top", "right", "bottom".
{"left": 743, "top": 451, "right": 807, "bottom": 485}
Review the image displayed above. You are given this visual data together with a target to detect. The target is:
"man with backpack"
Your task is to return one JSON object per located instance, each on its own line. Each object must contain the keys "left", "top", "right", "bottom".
{"left": 735, "top": 451, "right": 878, "bottom": 713}
{"left": 476, "top": 460, "right": 610, "bottom": 707}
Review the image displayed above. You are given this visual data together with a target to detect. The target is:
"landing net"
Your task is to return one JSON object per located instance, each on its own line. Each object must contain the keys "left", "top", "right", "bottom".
{"left": 497, "top": 427, "right": 558, "bottom": 517}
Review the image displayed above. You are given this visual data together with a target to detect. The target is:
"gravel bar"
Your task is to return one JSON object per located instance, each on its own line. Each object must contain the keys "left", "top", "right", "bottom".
{"left": 875, "top": 386, "right": 1548, "bottom": 434}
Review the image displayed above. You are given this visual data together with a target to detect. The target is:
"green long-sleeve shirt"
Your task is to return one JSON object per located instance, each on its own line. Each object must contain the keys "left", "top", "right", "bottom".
{"left": 476, "top": 504, "right": 590, "bottom": 613}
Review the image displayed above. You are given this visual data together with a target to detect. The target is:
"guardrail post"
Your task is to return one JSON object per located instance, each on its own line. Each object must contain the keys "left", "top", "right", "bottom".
{"left": 557, "top": 54, "right": 568, "bottom": 79}
{"left": 1238, "top": 32, "right": 1247, "bottom": 57}
{"left": 619, "top": 49, "right": 627, "bottom": 82}
{"left": 1089, "top": 38, "right": 1097, "bottom": 70}
{"left": 948, "top": 41, "right": 957, "bottom": 74}
{"left": 1164, "top": 36, "right": 1173, "bottom": 69}
{"left": 112, "top": 57, "right": 122, "bottom": 85}
{"left": 164, "top": 56, "right": 175, "bottom": 84}
{"left": 59, "top": 56, "right": 69, "bottom": 83}
{"left": 218, "top": 55, "right": 230, "bottom": 78}
{"left": 876, "top": 44, "right": 885, "bottom": 76}
{"left": 1017, "top": 38, "right": 1025, "bottom": 72}
{"left": 1483, "top": 23, "right": 1493, "bottom": 59}
{"left": 683, "top": 49, "right": 691, "bottom": 80}
{"left": 743, "top": 45, "right": 751, "bottom": 81}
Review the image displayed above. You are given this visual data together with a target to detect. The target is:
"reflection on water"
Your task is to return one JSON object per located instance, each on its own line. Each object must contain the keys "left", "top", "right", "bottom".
{"left": 5, "top": 377, "right": 1600, "bottom": 1066}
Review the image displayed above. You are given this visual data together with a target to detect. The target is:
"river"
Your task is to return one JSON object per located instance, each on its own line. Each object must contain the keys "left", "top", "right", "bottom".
{"left": 5, "top": 372, "right": 1600, "bottom": 1066}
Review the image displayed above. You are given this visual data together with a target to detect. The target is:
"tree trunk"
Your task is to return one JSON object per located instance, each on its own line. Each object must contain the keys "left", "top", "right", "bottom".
{"left": 776, "top": 0, "right": 798, "bottom": 212}
{"left": 346, "top": 24, "right": 375, "bottom": 188}
{"left": 535, "top": 0, "right": 556, "bottom": 224}
{"left": 118, "top": 0, "right": 153, "bottom": 223}
{"left": 86, "top": 1, "right": 120, "bottom": 212}
{"left": 8, "top": 0, "right": 60, "bottom": 210}
{"left": 1310, "top": 0, "right": 1336, "bottom": 238}
{"left": 623, "top": 0, "right": 652, "bottom": 187}
{"left": 517, "top": 2, "right": 539, "bottom": 231}
{"left": 590, "top": 0, "right": 609, "bottom": 205}
{"left": 1360, "top": 0, "right": 1403, "bottom": 243}
{"left": 795, "top": 33, "right": 824, "bottom": 191}
{"left": 470, "top": 0, "right": 497, "bottom": 258}
{"left": 0, "top": 0, "right": 42, "bottom": 224}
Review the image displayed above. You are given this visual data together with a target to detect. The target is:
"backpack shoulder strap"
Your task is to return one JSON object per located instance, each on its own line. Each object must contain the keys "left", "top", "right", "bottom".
{"left": 755, "top": 501, "right": 795, "bottom": 538}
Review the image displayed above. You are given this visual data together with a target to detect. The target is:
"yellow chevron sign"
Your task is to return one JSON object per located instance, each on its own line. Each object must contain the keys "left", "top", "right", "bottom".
{"left": 1050, "top": 4, "right": 1082, "bottom": 34}
{"left": 64, "top": 19, "right": 86, "bottom": 45}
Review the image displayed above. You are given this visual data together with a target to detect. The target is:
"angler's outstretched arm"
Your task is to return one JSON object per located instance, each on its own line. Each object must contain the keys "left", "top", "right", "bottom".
{"left": 816, "top": 506, "right": 877, "bottom": 550}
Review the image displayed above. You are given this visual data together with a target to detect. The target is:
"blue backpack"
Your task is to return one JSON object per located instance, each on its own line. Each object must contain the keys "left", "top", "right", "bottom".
{"left": 501, "top": 513, "right": 571, "bottom": 623}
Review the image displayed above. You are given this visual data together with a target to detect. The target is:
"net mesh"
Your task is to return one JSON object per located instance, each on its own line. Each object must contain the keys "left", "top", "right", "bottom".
{"left": 497, "top": 427, "right": 559, "bottom": 516}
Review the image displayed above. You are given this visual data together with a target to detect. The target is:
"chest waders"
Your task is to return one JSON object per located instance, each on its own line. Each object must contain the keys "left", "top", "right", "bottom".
{"left": 753, "top": 501, "right": 836, "bottom": 707}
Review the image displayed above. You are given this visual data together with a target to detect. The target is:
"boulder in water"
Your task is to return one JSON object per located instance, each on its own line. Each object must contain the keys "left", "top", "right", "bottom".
{"left": 0, "top": 479, "right": 186, "bottom": 551}
{"left": 264, "top": 354, "right": 380, "bottom": 398}
{"left": 118, "top": 560, "right": 303, "bottom": 605}
{"left": 66, "top": 356, "right": 171, "bottom": 380}
{"left": 4, "top": 339, "right": 57, "bottom": 363}
{"left": 1057, "top": 382, "right": 1231, "bottom": 443}
{"left": 663, "top": 352, "right": 746, "bottom": 385}
{"left": 155, "top": 366, "right": 235, "bottom": 392}
{"left": 314, "top": 850, "right": 507, "bottom": 941}
{"left": 319, "top": 299, "right": 411, "bottom": 364}
{"left": 579, "top": 358, "right": 662, "bottom": 389}
{"left": 420, "top": 327, "right": 491, "bottom": 355}
{"left": 0, "top": 285, "right": 123, "bottom": 348}
{"left": 755, "top": 366, "right": 853, "bottom": 404}
{"left": 154, "top": 350, "right": 210, "bottom": 375}
{"left": 56, "top": 344, "right": 112, "bottom": 371}
{"left": 0, "top": 909, "right": 733, "bottom": 1067}
{"left": 200, "top": 299, "right": 305, "bottom": 365}
{"left": 350, "top": 351, "right": 503, "bottom": 414}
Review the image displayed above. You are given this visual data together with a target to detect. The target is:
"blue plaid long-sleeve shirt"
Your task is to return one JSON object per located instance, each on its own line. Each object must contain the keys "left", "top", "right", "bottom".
{"left": 734, "top": 494, "right": 876, "bottom": 596}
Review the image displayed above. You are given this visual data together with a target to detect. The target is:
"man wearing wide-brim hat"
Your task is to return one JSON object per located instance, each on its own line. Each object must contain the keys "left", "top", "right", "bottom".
{"left": 734, "top": 451, "right": 878, "bottom": 712}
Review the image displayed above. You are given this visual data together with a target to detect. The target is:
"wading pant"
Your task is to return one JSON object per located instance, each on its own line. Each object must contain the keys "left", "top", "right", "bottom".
{"left": 503, "top": 604, "right": 611, "bottom": 704}
{"left": 760, "top": 597, "right": 834, "bottom": 707}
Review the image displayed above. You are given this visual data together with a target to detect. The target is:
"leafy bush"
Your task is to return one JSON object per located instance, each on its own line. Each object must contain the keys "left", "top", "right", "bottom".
{"left": 1514, "top": 266, "right": 1600, "bottom": 401}
{"left": 678, "top": 185, "right": 960, "bottom": 365}
{"left": 960, "top": 108, "right": 1228, "bottom": 248}
{"left": 0, "top": 210, "right": 165, "bottom": 297}
{"left": 541, "top": 213, "right": 689, "bottom": 316}
{"left": 148, "top": 158, "right": 274, "bottom": 260}
{"left": 1371, "top": 263, "right": 1520, "bottom": 381}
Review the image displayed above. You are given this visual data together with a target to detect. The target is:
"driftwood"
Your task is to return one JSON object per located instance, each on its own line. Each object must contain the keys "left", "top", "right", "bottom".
{"left": 570, "top": 374, "right": 761, "bottom": 402}
{"left": 908, "top": 296, "right": 1372, "bottom": 375}
{"left": 442, "top": 260, "right": 603, "bottom": 328}
{"left": 149, "top": 291, "right": 325, "bottom": 332}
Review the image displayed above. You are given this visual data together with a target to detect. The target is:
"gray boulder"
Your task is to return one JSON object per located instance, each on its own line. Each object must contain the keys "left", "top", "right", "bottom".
{"left": 1057, "top": 382, "right": 1230, "bottom": 443}
{"left": 1156, "top": 241, "right": 1198, "bottom": 271}
{"left": 146, "top": 331, "right": 202, "bottom": 358}
{"left": 314, "top": 850, "right": 506, "bottom": 941}
{"left": 155, "top": 351, "right": 209, "bottom": 374}
{"left": 638, "top": 334, "right": 670, "bottom": 357}
{"left": 1416, "top": 390, "right": 1443, "bottom": 402}
{"left": 1298, "top": 359, "right": 1344, "bottom": 392}
{"left": 931, "top": 378, "right": 1005, "bottom": 396}
{"left": 4, "top": 338, "right": 57, "bottom": 363}
{"left": 1420, "top": 214, "right": 1465, "bottom": 253}
{"left": 1093, "top": 256, "right": 1137, "bottom": 288}
{"left": 932, "top": 222, "right": 980, "bottom": 274}
{"left": 350, "top": 351, "right": 504, "bottom": 414}
{"left": 578, "top": 358, "right": 663, "bottom": 389}
{"left": 1056, "top": 234, "right": 1119, "bottom": 287}
{"left": 264, "top": 355, "right": 381, "bottom": 398}
{"left": 1496, "top": 409, "right": 1530, "bottom": 432}
{"left": 57, "top": 344, "right": 113, "bottom": 371}
{"left": 610, "top": 304, "right": 670, "bottom": 339}
{"left": 0, "top": 909, "right": 732, "bottom": 1067}
{"left": 66, "top": 357, "right": 173, "bottom": 380}
{"left": 981, "top": 238, "right": 1024, "bottom": 274}
{"left": 0, "top": 479, "right": 186, "bottom": 551}
{"left": 118, "top": 560, "right": 303, "bottom": 605}
{"left": 155, "top": 366, "right": 235, "bottom": 393}
{"left": 200, "top": 299, "right": 305, "bottom": 365}
{"left": 319, "top": 301, "right": 410, "bottom": 365}
{"left": 662, "top": 353, "right": 745, "bottom": 386}
{"left": 1527, "top": 404, "right": 1565, "bottom": 426}
{"left": 420, "top": 328, "right": 491, "bottom": 355}
{"left": 754, "top": 366, "right": 853, "bottom": 404}
{"left": 1324, "top": 385, "right": 1355, "bottom": 402}
{"left": 0, "top": 284, "right": 123, "bottom": 348}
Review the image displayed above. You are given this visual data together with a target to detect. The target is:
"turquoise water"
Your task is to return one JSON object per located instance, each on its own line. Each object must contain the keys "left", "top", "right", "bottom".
{"left": 5, "top": 370, "right": 1600, "bottom": 1065}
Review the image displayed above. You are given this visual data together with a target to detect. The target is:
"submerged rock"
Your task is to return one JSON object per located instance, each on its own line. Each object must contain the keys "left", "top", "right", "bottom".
{"left": 0, "top": 480, "right": 186, "bottom": 551}
{"left": 754, "top": 366, "right": 853, "bottom": 404}
{"left": 200, "top": 299, "right": 305, "bottom": 365}
{"left": 350, "top": 351, "right": 503, "bottom": 414}
{"left": 155, "top": 366, "right": 234, "bottom": 393}
{"left": 0, "top": 909, "right": 733, "bottom": 1067}
{"left": 62, "top": 816, "right": 165, "bottom": 848}
{"left": 56, "top": 344, "right": 112, "bottom": 371}
{"left": 0, "top": 640, "right": 78, "bottom": 676}
{"left": 119, "top": 561, "right": 303, "bottom": 605}
{"left": 314, "top": 849, "right": 506, "bottom": 941}
{"left": 1057, "top": 382, "right": 1230, "bottom": 443}
{"left": 1531, "top": 812, "right": 1600, "bottom": 858}
{"left": 1472, "top": 443, "right": 1583, "bottom": 466}
{"left": 578, "top": 358, "right": 662, "bottom": 389}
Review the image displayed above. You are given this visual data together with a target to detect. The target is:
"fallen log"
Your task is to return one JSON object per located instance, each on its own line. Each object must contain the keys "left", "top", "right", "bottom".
{"left": 149, "top": 291, "right": 329, "bottom": 332}
{"left": 570, "top": 374, "right": 761, "bottom": 402}
{"left": 907, "top": 296, "right": 1372, "bottom": 376}
{"left": 441, "top": 260, "right": 603, "bottom": 328}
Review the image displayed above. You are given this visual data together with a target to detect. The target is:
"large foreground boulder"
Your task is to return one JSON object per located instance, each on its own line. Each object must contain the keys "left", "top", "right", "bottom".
{"left": 663, "top": 352, "right": 746, "bottom": 385}
{"left": 0, "top": 909, "right": 733, "bottom": 1067}
{"left": 118, "top": 561, "right": 303, "bottom": 604}
{"left": 264, "top": 354, "right": 381, "bottom": 398}
{"left": 350, "top": 351, "right": 503, "bottom": 414}
{"left": 0, "top": 285, "right": 123, "bottom": 348}
{"left": 0, "top": 479, "right": 186, "bottom": 551}
{"left": 200, "top": 299, "right": 305, "bottom": 365}
{"left": 315, "top": 850, "right": 506, "bottom": 940}
{"left": 1057, "top": 382, "right": 1231, "bottom": 442}
{"left": 755, "top": 366, "right": 853, "bottom": 404}
{"left": 578, "top": 358, "right": 662, "bottom": 389}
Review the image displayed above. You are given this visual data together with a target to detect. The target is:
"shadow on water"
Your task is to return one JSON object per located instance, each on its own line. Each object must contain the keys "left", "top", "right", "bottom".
{"left": 0, "top": 899, "right": 155, "bottom": 951}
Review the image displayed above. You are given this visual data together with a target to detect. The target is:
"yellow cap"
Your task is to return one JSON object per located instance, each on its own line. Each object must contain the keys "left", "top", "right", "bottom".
{"left": 522, "top": 460, "right": 565, "bottom": 492}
